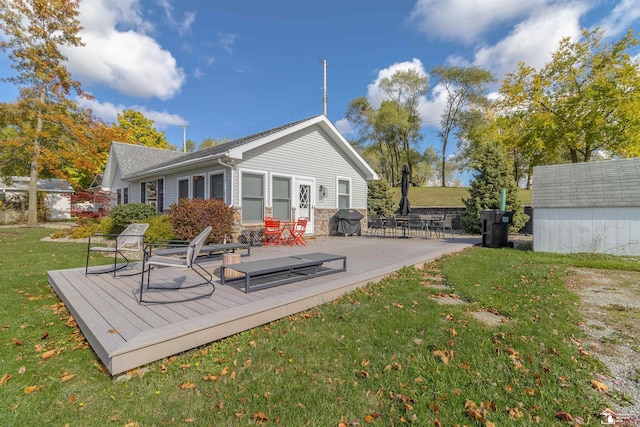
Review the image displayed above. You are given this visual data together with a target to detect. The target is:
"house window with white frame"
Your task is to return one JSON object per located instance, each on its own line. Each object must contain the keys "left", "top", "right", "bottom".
{"left": 177, "top": 178, "right": 189, "bottom": 200}
{"left": 209, "top": 173, "right": 224, "bottom": 200}
{"left": 140, "top": 179, "right": 164, "bottom": 212}
{"left": 192, "top": 174, "right": 205, "bottom": 199}
{"left": 241, "top": 172, "right": 264, "bottom": 223}
{"left": 116, "top": 189, "right": 122, "bottom": 205}
{"left": 123, "top": 187, "right": 128, "bottom": 204}
{"left": 272, "top": 176, "right": 291, "bottom": 221}
{"left": 338, "top": 178, "right": 351, "bottom": 209}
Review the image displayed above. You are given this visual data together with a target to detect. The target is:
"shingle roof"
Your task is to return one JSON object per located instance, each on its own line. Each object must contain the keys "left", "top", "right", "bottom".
{"left": 111, "top": 142, "right": 186, "bottom": 178}
{"left": 0, "top": 176, "right": 74, "bottom": 192}
{"left": 532, "top": 158, "right": 640, "bottom": 208}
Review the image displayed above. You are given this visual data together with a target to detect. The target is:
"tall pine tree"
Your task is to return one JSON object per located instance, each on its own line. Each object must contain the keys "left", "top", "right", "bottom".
{"left": 461, "top": 143, "right": 528, "bottom": 233}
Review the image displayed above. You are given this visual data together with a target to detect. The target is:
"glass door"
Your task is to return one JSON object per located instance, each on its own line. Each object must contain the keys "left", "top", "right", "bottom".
{"left": 296, "top": 180, "right": 314, "bottom": 234}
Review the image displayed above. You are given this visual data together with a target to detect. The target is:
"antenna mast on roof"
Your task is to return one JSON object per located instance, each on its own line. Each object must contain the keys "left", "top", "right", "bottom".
{"left": 319, "top": 57, "right": 327, "bottom": 116}
{"left": 181, "top": 125, "right": 189, "bottom": 153}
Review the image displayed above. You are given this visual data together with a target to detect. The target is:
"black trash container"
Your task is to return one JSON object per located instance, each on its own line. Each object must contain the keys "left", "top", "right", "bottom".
{"left": 481, "top": 209, "right": 513, "bottom": 248}
{"left": 333, "top": 209, "right": 364, "bottom": 236}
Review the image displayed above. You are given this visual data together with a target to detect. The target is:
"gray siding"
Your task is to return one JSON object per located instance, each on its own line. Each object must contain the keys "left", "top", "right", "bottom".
{"left": 237, "top": 125, "right": 368, "bottom": 209}
{"left": 534, "top": 207, "right": 640, "bottom": 255}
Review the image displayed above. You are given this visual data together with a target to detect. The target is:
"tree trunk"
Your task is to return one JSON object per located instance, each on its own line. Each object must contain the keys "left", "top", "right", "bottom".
{"left": 441, "top": 135, "right": 448, "bottom": 187}
{"left": 27, "top": 88, "right": 46, "bottom": 227}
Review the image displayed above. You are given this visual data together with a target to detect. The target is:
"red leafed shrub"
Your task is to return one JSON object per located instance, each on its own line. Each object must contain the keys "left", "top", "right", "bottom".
{"left": 167, "top": 199, "right": 234, "bottom": 243}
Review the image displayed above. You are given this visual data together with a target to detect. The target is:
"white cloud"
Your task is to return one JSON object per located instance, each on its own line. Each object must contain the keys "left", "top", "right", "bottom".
{"left": 471, "top": 3, "right": 587, "bottom": 79}
{"left": 409, "top": 0, "right": 549, "bottom": 44}
{"left": 598, "top": 0, "right": 640, "bottom": 37}
{"left": 77, "top": 97, "right": 188, "bottom": 129}
{"left": 335, "top": 118, "right": 355, "bottom": 136}
{"left": 63, "top": 0, "right": 185, "bottom": 100}
{"left": 339, "top": 58, "right": 443, "bottom": 132}
{"left": 218, "top": 32, "right": 237, "bottom": 54}
{"left": 157, "top": 0, "right": 197, "bottom": 36}
{"left": 193, "top": 68, "right": 205, "bottom": 80}
{"left": 366, "top": 58, "right": 428, "bottom": 108}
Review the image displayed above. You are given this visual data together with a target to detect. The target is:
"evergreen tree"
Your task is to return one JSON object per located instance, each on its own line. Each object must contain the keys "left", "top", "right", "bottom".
{"left": 461, "top": 144, "right": 528, "bottom": 233}
{"left": 367, "top": 179, "right": 395, "bottom": 217}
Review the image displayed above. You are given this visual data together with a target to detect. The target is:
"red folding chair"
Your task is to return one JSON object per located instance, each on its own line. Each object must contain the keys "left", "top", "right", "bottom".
{"left": 287, "top": 217, "right": 308, "bottom": 246}
{"left": 263, "top": 217, "right": 283, "bottom": 245}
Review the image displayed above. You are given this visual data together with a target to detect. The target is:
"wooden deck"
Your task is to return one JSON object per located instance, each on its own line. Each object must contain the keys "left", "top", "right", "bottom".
{"left": 48, "top": 235, "right": 478, "bottom": 375}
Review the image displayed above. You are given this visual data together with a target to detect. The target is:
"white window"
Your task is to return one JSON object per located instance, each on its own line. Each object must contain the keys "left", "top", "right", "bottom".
{"left": 192, "top": 175, "right": 205, "bottom": 199}
{"left": 141, "top": 179, "right": 163, "bottom": 212}
{"left": 177, "top": 178, "right": 189, "bottom": 200}
{"left": 241, "top": 172, "right": 265, "bottom": 223}
{"left": 272, "top": 176, "right": 291, "bottom": 221}
{"left": 209, "top": 173, "right": 224, "bottom": 200}
{"left": 337, "top": 178, "right": 351, "bottom": 209}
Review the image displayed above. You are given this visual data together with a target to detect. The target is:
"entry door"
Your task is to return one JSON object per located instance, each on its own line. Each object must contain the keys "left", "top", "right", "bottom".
{"left": 296, "top": 180, "right": 314, "bottom": 234}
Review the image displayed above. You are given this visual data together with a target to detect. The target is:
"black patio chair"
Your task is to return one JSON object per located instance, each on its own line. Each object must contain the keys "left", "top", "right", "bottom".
{"left": 368, "top": 216, "right": 387, "bottom": 237}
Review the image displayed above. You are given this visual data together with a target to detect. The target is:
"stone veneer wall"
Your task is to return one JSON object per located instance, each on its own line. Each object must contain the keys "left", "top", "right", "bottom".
{"left": 230, "top": 205, "right": 533, "bottom": 243}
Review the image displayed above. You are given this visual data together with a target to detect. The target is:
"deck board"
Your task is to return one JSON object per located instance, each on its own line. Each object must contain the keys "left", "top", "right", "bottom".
{"left": 48, "top": 235, "right": 478, "bottom": 375}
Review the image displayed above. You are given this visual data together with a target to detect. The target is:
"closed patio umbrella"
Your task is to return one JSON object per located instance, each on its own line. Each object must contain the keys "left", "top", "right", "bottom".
{"left": 398, "top": 164, "right": 411, "bottom": 216}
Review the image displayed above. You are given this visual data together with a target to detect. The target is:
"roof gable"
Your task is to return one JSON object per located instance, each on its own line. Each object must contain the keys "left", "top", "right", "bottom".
{"left": 125, "top": 115, "right": 378, "bottom": 181}
{"left": 532, "top": 158, "right": 640, "bottom": 208}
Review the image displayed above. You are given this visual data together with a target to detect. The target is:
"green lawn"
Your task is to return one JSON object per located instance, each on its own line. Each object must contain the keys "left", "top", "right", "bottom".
{"left": 392, "top": 186, "right": 532, "bottom": 207}
{"left": 0, "top": 226, "right": 632, "bottom": 426}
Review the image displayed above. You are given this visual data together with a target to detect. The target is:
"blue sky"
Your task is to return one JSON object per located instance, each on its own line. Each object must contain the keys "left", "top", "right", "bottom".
{"left": 1, "top": 0, "right": 639, "bottom": 161}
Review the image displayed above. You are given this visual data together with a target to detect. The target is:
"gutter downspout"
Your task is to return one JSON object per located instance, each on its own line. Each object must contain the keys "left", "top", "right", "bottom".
{"left": 218, "top": 157, "right": 234, "bottom": 207}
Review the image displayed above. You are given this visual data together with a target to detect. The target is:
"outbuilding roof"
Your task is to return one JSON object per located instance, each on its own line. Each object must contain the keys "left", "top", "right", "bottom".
{"left": 0, "top": 177, "right": 74, "bottom": 193}
{"left": 532, "top": 158, "right": 640, "bottom": 208}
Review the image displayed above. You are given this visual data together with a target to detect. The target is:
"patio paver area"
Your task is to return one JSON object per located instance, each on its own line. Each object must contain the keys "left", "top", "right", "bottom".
{"left": 48, "top": 235, "right": 478, "bottom": 375}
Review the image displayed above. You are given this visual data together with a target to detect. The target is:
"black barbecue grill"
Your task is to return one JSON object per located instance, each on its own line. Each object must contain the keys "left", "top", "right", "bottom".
{"left": 333, "top": 209, "right": 364, "bottom": 236}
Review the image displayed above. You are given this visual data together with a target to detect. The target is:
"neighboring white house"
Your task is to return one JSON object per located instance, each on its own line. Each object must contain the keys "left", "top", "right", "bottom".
{"left": 532, "top": 158, "right": 640, "bottom": 255}
{"left": 0, "top": 176, "right": 74, "bottom": 220}
{"left": 100, "top": 115, "right": 378, "bottom": 236}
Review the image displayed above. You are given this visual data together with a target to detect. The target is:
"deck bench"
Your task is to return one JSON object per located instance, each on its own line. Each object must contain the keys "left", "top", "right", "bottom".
{"left": 154, "top": 242, "right": 250, "bottom": 258}
{"left": 220, "top": 252, "right": 347, "bottom": 293}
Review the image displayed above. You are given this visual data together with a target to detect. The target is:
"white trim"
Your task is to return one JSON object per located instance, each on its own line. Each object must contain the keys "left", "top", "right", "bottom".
{"left": 177, "top": 176, "right": 189, "bottom": 200}
{"left": 207, "top": 170, "right": 226, "bottom": 202}
{"left": 239, "top": 168, "right": 268, "bottom": 223}
{"left": 336, "top": 176, "right": 352, "bottom": 209}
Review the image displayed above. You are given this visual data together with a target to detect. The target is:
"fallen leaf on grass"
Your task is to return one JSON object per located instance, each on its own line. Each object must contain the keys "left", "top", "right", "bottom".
{"left": 68, "top": 394, "right": 77, "bottom": 404}
{"left": 41, "top": 349, "right": 58, "bottom": 360}
{"left": 60, "top": 373, "right": 75, "bottom": 382}
{"left": 1, "top": 374, "right": 12, "bottom": 385}
{"left": 203, "top": 374, "right": 219, "bottom": 381}
{"left": 591, "top": 379, "right": 608, "bottom": 391}
{"left": 555, "top": 411, "right": 573, "bottom": 422}
{"left": 179, "top": 382, "right": 196, "bottom": 390}
{"left": 433, "top": 349, "right": 454, "bottom": 365}
{"left": 252, "top": 411, "right": 268, "bottom": 423}
{"left": 24, "top": 385, "right": 43, "bottom": 394}
{"left": 12, "top": 338, "right": 23, "bottom": 346}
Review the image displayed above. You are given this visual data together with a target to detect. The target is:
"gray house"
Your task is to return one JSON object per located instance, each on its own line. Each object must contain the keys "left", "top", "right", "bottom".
{"left": 101, "top": 115, "right": 378, "bottom": 236}
{"left": 532, "top": 158, "right": 640, "bottom": 255}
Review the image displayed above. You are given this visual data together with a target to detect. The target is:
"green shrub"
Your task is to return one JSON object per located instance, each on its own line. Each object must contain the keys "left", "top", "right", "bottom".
{"left": 98, "top": 217, "right": 116, "bottom": 234}
{"left": 69, "top": 222, "right": 101, "bottom": 239}
{"left": 109, "top": 203, "right": 158, "bottom": 230}
{"left": 167, "top": 199, "right": 234, "bottom": 243}
{"left": 145, "top": 215, "right": 176, "bottom": 242}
